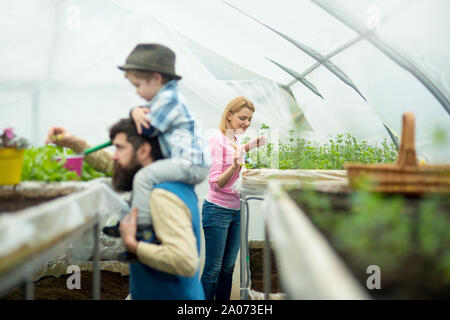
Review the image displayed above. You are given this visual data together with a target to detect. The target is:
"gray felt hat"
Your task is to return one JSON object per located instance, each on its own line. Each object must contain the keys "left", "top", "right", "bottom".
{"left": 118, "top": 43, "right": 182, "bottom": 80}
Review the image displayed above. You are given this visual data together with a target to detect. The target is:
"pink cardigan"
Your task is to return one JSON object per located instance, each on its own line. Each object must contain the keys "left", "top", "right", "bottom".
{"left": 205, "top": 130, "right": 242, "bottom": 209}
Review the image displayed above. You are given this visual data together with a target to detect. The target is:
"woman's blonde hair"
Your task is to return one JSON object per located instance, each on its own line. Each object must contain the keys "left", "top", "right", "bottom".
{"left": 219, "top": 96, "right": 255, "bottom": 135}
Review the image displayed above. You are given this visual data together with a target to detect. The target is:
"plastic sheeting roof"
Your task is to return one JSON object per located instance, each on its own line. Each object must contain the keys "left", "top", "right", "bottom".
{"left": 0, "top": 0, "right": 449, "bottom": 162}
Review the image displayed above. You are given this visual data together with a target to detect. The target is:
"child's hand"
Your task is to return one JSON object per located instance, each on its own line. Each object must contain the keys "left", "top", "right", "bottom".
{"left": 131, "top": 107, "right": 151, "bottom": 134}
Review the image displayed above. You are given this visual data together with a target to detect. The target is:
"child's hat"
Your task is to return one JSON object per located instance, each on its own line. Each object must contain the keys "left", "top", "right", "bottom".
{"left": 118, "top": 43, "right": 182, "bottom": 80}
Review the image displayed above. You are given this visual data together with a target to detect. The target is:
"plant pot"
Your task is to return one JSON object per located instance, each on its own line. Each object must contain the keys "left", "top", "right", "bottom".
{"left": 0, "top": 148, "right": 25, "bottom": 185}
{"left": 55, "top": 155, "right": 84, "bottom": 176}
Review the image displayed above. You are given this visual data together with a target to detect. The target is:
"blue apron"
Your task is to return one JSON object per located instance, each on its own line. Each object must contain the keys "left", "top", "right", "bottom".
{"left": 129, "top": 182, "right": 204, "bottom": 300}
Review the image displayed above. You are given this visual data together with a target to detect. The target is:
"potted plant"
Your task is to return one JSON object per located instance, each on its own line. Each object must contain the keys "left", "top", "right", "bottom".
{"left": 0, "top": 127, "right": 29, "bottom": 185}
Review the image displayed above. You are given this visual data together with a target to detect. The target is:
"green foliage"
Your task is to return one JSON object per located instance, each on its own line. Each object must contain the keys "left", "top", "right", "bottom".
{"left": 241, "top": 136, "right": 251, "bottom": 145}
{"left": 417, "top": 195, "right": 450, "bottom": 281}
{"left": 246, "top": 132, "right": 397, "bottom": 170}
{"left": 21, "top": 145, "right": 110, "bottom": 182}
{"left": 334, "top": 191, "right": 411, "bottom": 273}
{"left": 291, "top": 189, "right": 450, "bottom": 286}
{"left": 432, "top": 126, "right": 448, "bottom": 145}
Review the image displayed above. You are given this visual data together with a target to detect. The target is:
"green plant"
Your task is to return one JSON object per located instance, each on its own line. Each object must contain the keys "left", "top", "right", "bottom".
{"left": 417, "top": 194, "right": 450, "bottom": 281}
{"left": 21, "top": 145, "right": 110, "bottom": 182}
{"left": 289, "top": 187, "right": 450, "bottom": 298}
{"left": 246, "top": 132, "right": 397, "bottom": 170}
{"left": 334, "top": 191, "right": 411, "bottom": 273}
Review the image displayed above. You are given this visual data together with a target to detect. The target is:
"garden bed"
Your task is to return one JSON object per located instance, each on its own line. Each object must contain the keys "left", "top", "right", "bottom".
{"left": 0, "top": 181, "right": 89, "bottom": 214}
{"left": 1, "top": 270, "right": 129, "bottom": 300}
{"left": 0, "top": 195, "right": 63, "bottom": 213}
{"left": 286, "top": 187, "right": 450, "bottom": 299}
{"left": 249, "top": 240, "right": 281, "bottom": 293}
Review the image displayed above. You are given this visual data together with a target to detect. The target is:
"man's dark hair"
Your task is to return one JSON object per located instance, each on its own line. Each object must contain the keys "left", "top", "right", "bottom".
{"left": 109, "top": 118, "right": 164, "bottom": 161}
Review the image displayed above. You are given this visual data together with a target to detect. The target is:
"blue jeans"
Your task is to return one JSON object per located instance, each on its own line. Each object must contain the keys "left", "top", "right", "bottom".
{"left": 201, "top": 199, "right": 240, "bottom": 300}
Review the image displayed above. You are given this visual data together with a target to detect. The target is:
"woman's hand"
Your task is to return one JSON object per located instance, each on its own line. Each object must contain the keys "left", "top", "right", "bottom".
{"left": 233, "top": 147, "right": 245, "bottom": 167}
{"left": 217, "top": 147, "right": 243, "bottom": 188}
{"left": 131, "top": 107, "right": 151, "bottom": 135}
{"left": 45, "top": 126, "right": 87, "bottom": 153}
{"left": 119, "top": 207, "right": 138, "bottom": 254}
{"left": 246, "top": 135, "right": 267, "bottom": 152}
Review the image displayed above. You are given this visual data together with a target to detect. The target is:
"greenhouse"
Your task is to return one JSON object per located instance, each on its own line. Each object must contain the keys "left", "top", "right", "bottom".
{"left": 0, "top": 0, "right": 449, "bottom": 302}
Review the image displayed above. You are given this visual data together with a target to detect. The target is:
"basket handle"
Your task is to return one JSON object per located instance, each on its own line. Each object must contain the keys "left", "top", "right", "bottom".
{"left": 398, "top": 112, "right": 418, "bottom": 168}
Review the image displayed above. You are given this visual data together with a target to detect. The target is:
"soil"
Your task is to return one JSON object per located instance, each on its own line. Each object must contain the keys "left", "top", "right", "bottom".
{"left": 288, "top": 189, "right": 450, "bottom": 299}
{"left": 0, "top": 196, "right": 62, "bottom": 213}
{"left": 249, "top": 241, "right": 281, "bottom": 293}
{"left": 1, "top": 271, "right": 129, "bottom": 300}
{"left": 0, "top": 193, "right": 280, "bottom": 299}
{"left": 0, "top": 254, "right": 279, "bottom": 300}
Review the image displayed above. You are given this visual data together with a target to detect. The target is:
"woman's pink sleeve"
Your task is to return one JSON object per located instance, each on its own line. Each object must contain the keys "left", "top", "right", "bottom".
{"left": 208, "top": 135, "right": 225, "bottom": 187}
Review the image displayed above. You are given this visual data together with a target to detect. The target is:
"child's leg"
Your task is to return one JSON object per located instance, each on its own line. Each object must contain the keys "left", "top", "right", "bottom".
{"left": 131, "top": 160, "right": 210, "bottom": 226}
{"left": 131, "top": 159, "right": 192, "bottom": 225}
{"left": 180, "top": 164, "right": 210, "bottom": 185}
{"left": 131, "top": 168, "right": 154, "bottom": 226}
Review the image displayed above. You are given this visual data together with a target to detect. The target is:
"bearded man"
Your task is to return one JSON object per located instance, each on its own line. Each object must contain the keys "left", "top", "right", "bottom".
{"left": 45, "top": 119, "right": 204, "bottom": 300}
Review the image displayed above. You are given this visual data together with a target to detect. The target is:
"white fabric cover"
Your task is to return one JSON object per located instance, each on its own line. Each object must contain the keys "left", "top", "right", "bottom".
{"left": 1, "top": 0, "right": 448, "bottom": 163}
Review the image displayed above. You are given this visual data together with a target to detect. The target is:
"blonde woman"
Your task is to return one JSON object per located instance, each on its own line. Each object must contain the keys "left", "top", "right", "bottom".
{"left": 201, "top": 96, "right": 266, "bottom": 300}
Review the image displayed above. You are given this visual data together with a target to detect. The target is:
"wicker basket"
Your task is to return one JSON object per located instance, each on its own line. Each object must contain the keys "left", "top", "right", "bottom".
{"left": 345, "top": 112, "right": 450, "bottom": 195}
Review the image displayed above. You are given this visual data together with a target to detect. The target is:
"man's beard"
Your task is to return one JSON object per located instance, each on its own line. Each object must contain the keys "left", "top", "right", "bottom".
{"left": 112, "top": 155, "right": 142, "bottom": 192}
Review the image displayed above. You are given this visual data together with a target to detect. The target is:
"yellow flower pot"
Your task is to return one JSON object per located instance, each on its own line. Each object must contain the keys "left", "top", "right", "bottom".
{"left": 0, "top": 148, "right": 25, "bottom": 185}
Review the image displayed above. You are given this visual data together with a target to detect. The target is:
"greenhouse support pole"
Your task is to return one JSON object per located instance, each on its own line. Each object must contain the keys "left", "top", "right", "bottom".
{"left": 93, "top": 221, "right": 100, "bottom": 300}
{"left": 240, "top": 195, "right": 265, "bottom": 300}
{"left": 240, "top": 197, "right": 248, "bottom": 300}
{"left": 31, "top": 90, "right": 40, "bottom": 146}
{"left": 285, "top": 7, "right": 401, "bottom": 88}
{"left": 22, "top": 266, "right": 34, "bottom": 300}
{"left": 264, "top": 224, "right": 271, "bottom": 300}
{"left": 310, "top": 0, "right": 450, "bottom": 116}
